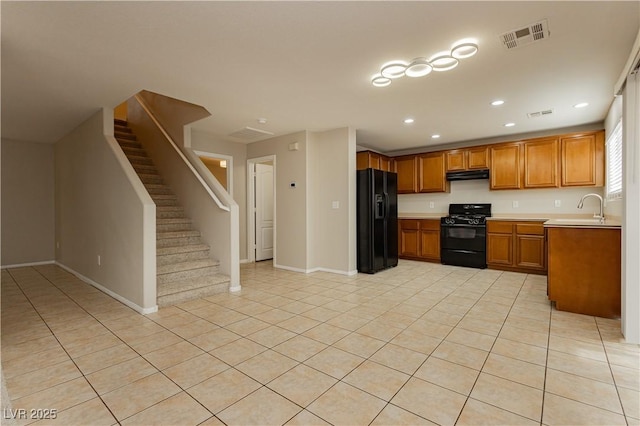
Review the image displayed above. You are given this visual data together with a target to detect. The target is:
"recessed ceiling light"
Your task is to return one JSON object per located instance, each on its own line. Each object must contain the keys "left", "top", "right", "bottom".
{"left": 404, "top": 118, "right": 415, "bottom": 124}
{"left": 257, "top": 118, "right": 267, "bottom": 124}
{"left": 504, "top": 122, "right": 515, "bottom": 127}
{"left": 574, "top": 102, "right": 589, "bottom": 108}
{"left": 431, "top": 134, "right": 441, "bottom": 139}
{"left": 491, "top": 100, "right": 505, "bottom": 106}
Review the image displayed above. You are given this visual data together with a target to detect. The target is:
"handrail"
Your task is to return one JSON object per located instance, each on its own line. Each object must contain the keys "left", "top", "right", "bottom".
{"left": 134, "top": 94, "right": 230, "bottom": 212}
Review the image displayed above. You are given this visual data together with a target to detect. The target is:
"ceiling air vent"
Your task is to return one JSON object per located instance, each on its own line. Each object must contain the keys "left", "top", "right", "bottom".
{"left": 500, "top": 19, "right": 550, "bottom": 50}
{"left": 228, "top": 126, "right": 274, "bottom": 141}
{"left": 527, "top": 109, "right": 554, "bottom": 119}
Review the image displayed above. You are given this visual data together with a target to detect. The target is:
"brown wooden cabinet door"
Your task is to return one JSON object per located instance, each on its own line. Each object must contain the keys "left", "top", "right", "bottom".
{"left": 561, "top": 132, "right": 604, "bottom": 187}
{"left": 418, "top": 219, "right": 440, "bottom": 261}
{"left": 467, "top": 146, "right": 489, "bottom": 169}
{"left": 379, "top": 156, "right": 391, "bottom": 172}
{"left": 394, "top": 156, "right": 418, "bottom": 193}
{"left": 369, "top": 153, "right": 381, "bottom": 170}
{"left": 490, "top": 143, "right": 522, "bottom": 190}
{"left": 515, "top": 235, "right": 545, "bottom": 270}
{"left": 487, "top": 233, "right": 513, "bottom": 266}
{"left": 419, "top": 230, "right": 440, "bottom": 260}
{"left": 356, "top": 151, "right": 369, "bottom": 170}
{"left": 399, "top": 220, "right": 420, "bottom": 257}
{"left": 445, "top": 150, "right": 466, "bottom": 172}
{"left": 523, "top": 138, "right": 559, "bottom": 188}
{"left": 418, "top": 152, "right": 448, "bottom": 193}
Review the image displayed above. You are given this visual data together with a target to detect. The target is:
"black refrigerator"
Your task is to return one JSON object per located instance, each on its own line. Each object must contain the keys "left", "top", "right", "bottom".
{"left": 357, "top": 168, "right": 398, "bottom": 274}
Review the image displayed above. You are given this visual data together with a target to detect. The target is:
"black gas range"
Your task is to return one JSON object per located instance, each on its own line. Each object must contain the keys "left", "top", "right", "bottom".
{"left": 440, "top": 204, "right": 491, "bottom": 269}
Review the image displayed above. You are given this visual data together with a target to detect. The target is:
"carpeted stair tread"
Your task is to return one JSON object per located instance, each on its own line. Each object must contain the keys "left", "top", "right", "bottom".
{"left": 157, "top": 274, "right": 230, "bottom": 305}
{"left": 157, "top": 230, "right": 200, "bottom": 239}
{"left": 157, "top": 243, "right": 209, "bottom": 256}
{"left": 157, "top": 258, "right": 218, "bottom": 275}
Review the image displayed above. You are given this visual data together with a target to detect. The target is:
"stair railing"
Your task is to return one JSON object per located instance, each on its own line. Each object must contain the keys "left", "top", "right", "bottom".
{"left": 134, "top": 93, "right": 230, "bottom": 212}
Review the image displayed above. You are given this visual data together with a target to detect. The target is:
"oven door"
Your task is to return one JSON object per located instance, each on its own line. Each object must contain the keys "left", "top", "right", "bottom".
{"left": 440, "top": 224, "right": 486, "bottom": 252}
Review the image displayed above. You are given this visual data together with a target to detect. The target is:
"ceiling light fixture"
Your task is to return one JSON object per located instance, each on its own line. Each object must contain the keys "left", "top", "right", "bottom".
{"left": 491, "top": 100, "right": 505, "bottom": 106}
{"left": 257, "top": 118, "right": 268, "bottom": 124}
{"left": 371, "top": 74, "right": 391, "bottom": 87}
{"left": 431, "top": 134, "right": 441, "bottom": 139}
{"left": 429, "top": 51, "right": 459, "bottom": 72}
{"left": 504, "top": 122, "right": 516, "bottom": 127}
{"left": 405, "top": 58, "right": 433, "bottom": 77}
{"left": 371, "top": 38, "right": 478, "bottom": 87}
{"left": 574, "top": 102, "right": 589, "bottom": 108}
{"left": 451, "top": 40, "right": 479, "bottom": 59}
{"left": 380, "top": 61, "right": 408, "bottom": 79}
{"left": 404, "top": 118, "right": 415, "bottom": 124}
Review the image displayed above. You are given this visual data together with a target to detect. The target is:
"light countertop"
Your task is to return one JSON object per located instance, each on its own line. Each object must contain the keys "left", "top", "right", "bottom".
{"left": 399, "top": 212, "right": 621, "bottom": 228}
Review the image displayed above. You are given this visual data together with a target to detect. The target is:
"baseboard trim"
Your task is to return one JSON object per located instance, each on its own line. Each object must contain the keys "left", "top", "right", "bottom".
{"left": 1, "top": 260, "right": 55, "bottom": 269}
{"left": 55, "top": 262, "right": 158, "bottom": 315}
{"left": 274, "top": 264, "right": 358, "bottom": 276}
{"left": 239, "top": 259, "right": 250, "bottom": 264}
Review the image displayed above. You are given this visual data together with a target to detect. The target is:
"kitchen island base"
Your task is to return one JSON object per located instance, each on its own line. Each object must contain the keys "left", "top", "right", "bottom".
{"left": 547, "top": 226, "right": 621, "bottom": 319}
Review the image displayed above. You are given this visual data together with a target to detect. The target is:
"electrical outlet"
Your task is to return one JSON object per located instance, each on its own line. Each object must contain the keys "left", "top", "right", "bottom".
{"left": 332, "top": 201, "right": 339, "bottom": 209}
{"left": 56, "top": 242, "right": 60, "bottom": 249}
{"left": 512, "top": 201, "right": 519, "bottom": 208}
{"left": 555, "top": 199, "right": 561, "bottom": 208}
{"left": 97, "top": 255, "right": 101, "bottom": 266}
{"left": 429, "top": 201, "right": 435, "bottom": 209}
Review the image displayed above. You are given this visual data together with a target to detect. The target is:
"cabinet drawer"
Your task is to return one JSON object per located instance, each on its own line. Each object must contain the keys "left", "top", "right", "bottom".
{"left": 400, "top": 219, "right": 420, "bottom": 230}
{"left": 516, "top": 223, "right": 545, "bottom": 236}
{"left": 487, "top": 221, "right": 514, "bottom": 234}
{"left": 419, "top": 219, "right": 440, "bottom": 231}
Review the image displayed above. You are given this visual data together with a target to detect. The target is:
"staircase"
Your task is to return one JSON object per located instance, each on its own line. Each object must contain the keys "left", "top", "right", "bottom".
{"left": 114, "top": 119, "right": 230, "bottom": 306}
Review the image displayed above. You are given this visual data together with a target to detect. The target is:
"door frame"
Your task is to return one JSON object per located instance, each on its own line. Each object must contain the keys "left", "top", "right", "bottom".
{"left": 247, "top": 155, "right": 276, "bottom": 264}
{"left": 194, "top": 150, "right": 233, "bottom": 197}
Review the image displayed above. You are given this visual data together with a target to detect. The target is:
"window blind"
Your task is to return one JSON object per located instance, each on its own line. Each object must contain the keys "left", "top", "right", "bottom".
{"left": 606, "top": 119, "right": 623, "bottom": 200}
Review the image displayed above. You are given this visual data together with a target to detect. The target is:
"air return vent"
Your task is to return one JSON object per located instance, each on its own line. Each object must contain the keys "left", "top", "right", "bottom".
{"left": 527, "top": 109, "right": 554, "bottom": 118}
{"left": 500, "top": 19, "right": 550, "bottom": 50}
{"left": 228, "top": 126, "right": 274, "bottom": 141}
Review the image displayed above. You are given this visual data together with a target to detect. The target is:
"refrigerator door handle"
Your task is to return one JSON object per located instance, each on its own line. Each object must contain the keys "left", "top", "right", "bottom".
{"left": 383, "top": 192, "right": 389, "bottom": 219}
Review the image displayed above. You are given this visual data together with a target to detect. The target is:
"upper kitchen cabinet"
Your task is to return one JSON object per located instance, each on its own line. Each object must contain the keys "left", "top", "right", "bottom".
{"left": 446, "top": 146, "right": 489, "bottom": 172}
{"left": 394, "top": 155, "right": 418, "bottom": 193}
{"left": 356, "top": 150, "right": 394, "bottom": 172}
{"left": 418, "top": 152, "right": 449, "bottom": 193}
{"left": 523, "top": 137, "right": 559, "bottom": 188}
{"left": 490, "top": 143, "right": 522, "bottom": 190}
{"left": 560, "top": 131, "right": 604, "bottom": 187}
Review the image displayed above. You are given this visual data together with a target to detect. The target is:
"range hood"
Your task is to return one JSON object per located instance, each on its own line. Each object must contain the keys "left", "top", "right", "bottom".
{"left": 446, "top": 169, "right": 490, "bottom": 181}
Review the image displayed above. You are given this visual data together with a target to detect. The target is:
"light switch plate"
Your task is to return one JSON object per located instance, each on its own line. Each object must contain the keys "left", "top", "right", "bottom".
{"left": 555, "top": 199, "right": 561, "bottom": 207}
{"left": 429, "top": 202, "right": 435, "bottom": 209}
{"left": 512, "top": 201, "right": 519, "bottom": 208}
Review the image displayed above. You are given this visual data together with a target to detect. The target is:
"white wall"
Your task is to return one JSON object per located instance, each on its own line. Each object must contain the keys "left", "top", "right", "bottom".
{"left": 247, "top": 131, "right": 308, "bottom": 272}
{"left": 399, "top": 180, "right": 605, "bottom": 217}
{"left": 1, "top": 139, "right": 55, "bottom": 266}
{"left": 308, "top": 127, "right": 357, "bottom": 274}
{"left": 191, "top": 130, "right": 248, "bottom": 261}
{"left": 55, "top": 108, "right": 157, "bottom": 312}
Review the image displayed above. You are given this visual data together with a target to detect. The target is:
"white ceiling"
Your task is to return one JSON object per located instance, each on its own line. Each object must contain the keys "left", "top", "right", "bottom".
{"left": 2, "top": 1, "right": 639, "bottom": 153}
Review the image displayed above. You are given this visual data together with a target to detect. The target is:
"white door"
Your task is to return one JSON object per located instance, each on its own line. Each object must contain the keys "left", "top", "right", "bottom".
{"left": 255, "top": 163, "right": 274, "bottom": 261}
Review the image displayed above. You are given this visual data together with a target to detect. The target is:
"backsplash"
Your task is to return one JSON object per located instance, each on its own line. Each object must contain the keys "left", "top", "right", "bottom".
{"left": 398, "top": 179, "right": 605, "bottom": 216}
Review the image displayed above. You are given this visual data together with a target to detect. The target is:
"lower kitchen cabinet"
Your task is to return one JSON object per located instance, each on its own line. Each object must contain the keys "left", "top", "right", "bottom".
{"left": 547, "top": 226, "right": 620, "bottom": 318}
{"left": 487, "top": 220, "right": 546, "bottom": 274}
{"left": 399, "top": 219, "right": 440, "bottom": 262}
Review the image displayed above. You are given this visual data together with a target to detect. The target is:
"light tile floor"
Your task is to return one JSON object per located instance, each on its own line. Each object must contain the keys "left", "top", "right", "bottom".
{"left": 2, "top": 261, "right": 639, "bottom": 425}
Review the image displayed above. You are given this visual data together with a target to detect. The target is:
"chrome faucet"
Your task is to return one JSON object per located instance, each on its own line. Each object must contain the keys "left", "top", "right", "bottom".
{"left": 577, "top": 193, "right": 605, "bottom": 223}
